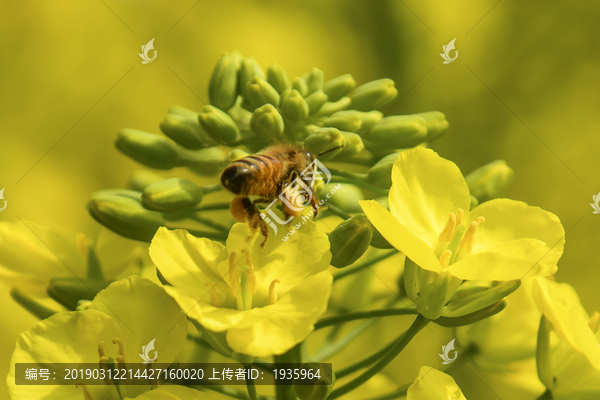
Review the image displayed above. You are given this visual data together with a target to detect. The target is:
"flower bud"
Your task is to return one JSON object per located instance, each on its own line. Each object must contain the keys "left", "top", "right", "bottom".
{"left": 350, "top": 78, "right": 397, "bottom": 111}
{"left": 465, "top": 160, "right": 513, "bottom": 203}
{"left": 245, "top": 77, "right": 280, "bottom": 111}
{"left": 250, "top": 104, "right": 285, "bottom": 142}
{"left": 323, "top": 74, "right": 356, "bottom": 102}
{"left": 302, "top": 68, "right": 324, "bottom": 95}
{"left": 198, "top": 105, "right": 241, "bottom": 145}
{"left": 209, "top": 52, "right": 241, "bottom": 111}
{"left": 47, "top": 277, "right": 109, "bottom": 311}
{"left": 322, "top": 113, "right": 362, "bottom": 133}
{"left": 435, "top": 300, "right": 507, "bottom": 327}
{"left": 280, "top": 89, "right": 309, "bottom": 121}
{"left": 324, "top": 184, "right": 363, "bottom": 213}
{"left": 303, "top": 128, "right": 345, "bottom": 161}
{"left": 292, "top": 77, "right": 309, "bottom": 97}
{"left": 336, "top": 132, "right": 364, "bottom": 159}
{"left": 293, "top": 364, "right": 335, "bottom": 400}
{"left": 312, "top": 97, "right": 351, "bottom": 118}
{"left": 181, "top": 147, "right": 228, "bottom": 176}
{"left": 329, "top": 215, "right": 373, "bottom": 268}
{"left": 305, "top": 90, "right": 329, "bottom": 115}
{"left": 237, "top": 57, "right": 264, "bottom": 100}
{"left": 128, "top": 170, "right": 164, "bottom": 191}
{"left": 442, "top": 280, "right": 521, "bottom": 318}
{"left": 159, "top": 112, "right": 216, "bottom": 150}
{"left": 266, "top": 62, "right": 290, "bottom": 94}
{"left": 367, "top": 153, "right": 401, "bottom": 189}
{"left": 115, "top": 129, "right": 179, "bottom": 170}
{"left": 367, "top": 112, "right": 448, "bottom": 149}
{"left": 338, "top": 110, "right": 383, "bottom": 134}
{"left": 88, "top": 193, "right": 165, "bottom": 242}
{"left": 226, "top": 148, "right": 250, "bottom": 163}
{"left": 141, "top": 178, "right": 203, "bottom": 212}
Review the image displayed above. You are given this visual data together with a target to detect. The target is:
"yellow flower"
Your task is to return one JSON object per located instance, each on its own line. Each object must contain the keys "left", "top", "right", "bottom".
{"left": 149, "top": 221, "right": 332, "bottom": 358}
{"left": 360, "top": 148, "right": 564, "bottom": 318}
{"left": 406, "top": 366, "right": 466, "bottom": 400}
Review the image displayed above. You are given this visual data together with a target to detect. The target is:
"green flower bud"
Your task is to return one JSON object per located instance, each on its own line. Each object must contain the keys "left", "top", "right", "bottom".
{"left": 88, "top": 193, "right": 165, "bottom": 242}
{"left": 303, "top": 127, "right": 345, "bottom": 161}
{"left": 305, "top": 90, "right": 329, "bottom": 115}
{"left": 245, "top": 77, "right": 280, "bottom": 111}
{"left": 367, "top": 152, "right": 401, "bottom": 189}
{"left": 181, "top": 147, "right": 228, "bottom": 176}
{"left": 209, "top": 52, "right": 240, "bottom": 111}
{"left": 312, "top": 97, "right": 352, "bottom": 118}
{"left": 351, "top": 78, "right": 398, "bottom": 111}
{"left": 331, "top": 110, "right": 383, "bottom": 134}
{"left": 237, "top": 57, "right": 264, "bottom": 100}
{"left": 329, "top": 215, "right": 373, "bottom": 268}
{"left": 293, "top": 364, "right": 335, "bottom": 400}
{"left": 465, "top": 160, "right": 514, "bottom": 203}
{"left": 324, "top": 183, "right": 363, "bottom": 213}
{"left": 536, "top": 315, "right": 553, "bottom": 389}
{"left": 370, "top": 225, "right": 393, "bottom": 249}
{"left": 47, "top": 277, "right": 109, "bottom": 311}
{"left": 128, "top": 170, "right": 164, "bottom": 191}
{"left": 367, "top": 112, "right": 448, "bottom": 149}
{"left": 280, "top": 89, "right": 309, "bottom": 121}
{"left": 226, "top": 148, "right": 250, "bottom": 163}
{"left": 167, "top": 105, "right": 198, "bottom": 119}
{"left": 250, "top": 104, "right": 285, "bottom": 142}
{"left": 302, "top": 68, "right": 324, "bottom": 95}
{"left": 336, "top": 132, "right": 364, "bottom": 159}
{"left": 115, "top": 129, "right": 179, "bottom": 170}
{"left": 322, "top": 114, "right": 362, "bottom": 133}
{"left": 141, "top": 178, "right": 203, "bottom": 212}
{"left": 266, "top": 62, "right": 290, "bottom": 94}
{"left": 292, "top": 77, "right": 309, "bottom": 97}
{"left": 159, "top": 113, "right": 215, "bottom": 150}
{"left": 323, "top": 74, "right": 356, "bottom": 102}
{"left": 198, "top": 105, "right": 241, "bottom": 145}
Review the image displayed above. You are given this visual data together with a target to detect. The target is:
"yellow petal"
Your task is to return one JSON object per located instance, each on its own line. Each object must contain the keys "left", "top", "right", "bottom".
{"left": 533, "top": 278, "right": 600, "bottom": 372}
{"left": 388, "top": 148, "right": 471, "bottom": 249}
{"left": 149, "top": 227, "right": 228, "bottom": 293}
{"left": 447, "top": 238, "right": 556, "bottom": 280}
{"left": 407, "top": 366, "right": 467, "bottom": 400}
{"left": 470, "top": 199, "right": 564, "bottom": 270}
{"left": 360, "top": 200, "right": 441, "bottom": 273}
{"left": 225, "top": 271, "right": 333, "bottom": 357}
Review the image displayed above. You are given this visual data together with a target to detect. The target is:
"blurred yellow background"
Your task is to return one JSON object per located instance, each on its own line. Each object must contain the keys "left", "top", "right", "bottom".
{"left": 1, "top": 1, "right": 599, "bottom": 399}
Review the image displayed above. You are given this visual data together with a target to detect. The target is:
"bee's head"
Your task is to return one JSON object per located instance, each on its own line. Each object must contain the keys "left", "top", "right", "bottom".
{"left": 221, "top": 165, "right": 251, "bottom": 195}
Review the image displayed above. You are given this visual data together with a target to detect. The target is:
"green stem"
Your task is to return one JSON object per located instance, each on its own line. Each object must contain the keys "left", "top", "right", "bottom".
{"left": 245, "top": 366, "right": 258, "bottom": 400}
{"left": 328, "top": 315, "right": 430, "bottom": 399}
{"left": 193, "top": 202, "right": 232, "bottom": 212}
{"left": 333, "top": 250, "right": 397, "bottom": 281}
{"left": 309, "top": 318, "right": 378, "bottom": 362}
{"left": 315, "top": 307, "right": 417, "bottom": 330}
{"left": 327, "top": 168, "right": 369, "bottom": 182}
{"left": 325, "top": 203, "right": 352, "bottom": 220}
{"left": 330, "top": 177, "right": 388, "bottom": 195}
{"left": 274, "top": 344, "right": 303, "bottom": 400}
{"left": 201, "top": 184, "right": 223, "bottom": 195}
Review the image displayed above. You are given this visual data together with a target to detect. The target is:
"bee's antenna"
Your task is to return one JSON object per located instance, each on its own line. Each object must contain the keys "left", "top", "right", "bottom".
{"left": 316, "top": 145, "right": 344, "bottom": 158}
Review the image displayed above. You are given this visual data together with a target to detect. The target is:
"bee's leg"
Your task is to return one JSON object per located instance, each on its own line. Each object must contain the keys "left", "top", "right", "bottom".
{"left": 249, "top": 197, "right": 271, "bottom": 248}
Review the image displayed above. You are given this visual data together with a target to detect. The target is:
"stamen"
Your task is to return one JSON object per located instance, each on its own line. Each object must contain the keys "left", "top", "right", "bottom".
{"left": 439, "top": 250, "right": 452, "bottom": 269}
{"left": 438, "top": 213, "right": 456, "bottom": 242}
{"left": 98, "top": 342, "right": 111, "bottom": 385}
{"left": 242, "top": 249, "right": 257, "bottom": 295}
{"left": 268, "top": 279, "right": 281, "bottom": 305}
{"left": 76, "top": 385, "right": 95, "bottom": 400}
{"left": 459, "top": 217, "right": 484, "bottom": 254}
{"left": 205, "top": 282, "right": 220, "bottom": 307}
{"left": 112, "top": 338, "right": 126, "bottom": 368}
{"left": 456, "top": 209, "right": 465, "bottom": 225}
{"left": 228, "top": 252, "right": 240, "bottom": 298}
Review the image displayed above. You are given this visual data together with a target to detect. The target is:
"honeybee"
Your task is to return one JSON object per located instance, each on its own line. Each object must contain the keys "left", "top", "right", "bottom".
{"left": 221, "top": 143, "right": 338, "bottom": 247}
